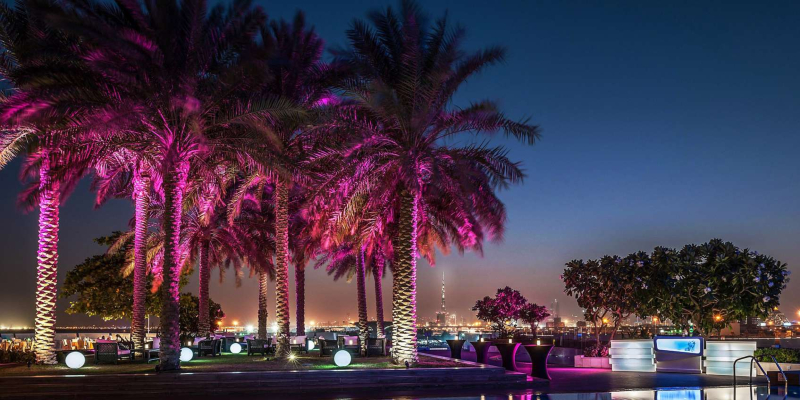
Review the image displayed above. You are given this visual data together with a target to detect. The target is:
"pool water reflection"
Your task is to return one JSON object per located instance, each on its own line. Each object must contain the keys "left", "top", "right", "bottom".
{"left": 372, "top": 387, "right": 799, "bottom": 400}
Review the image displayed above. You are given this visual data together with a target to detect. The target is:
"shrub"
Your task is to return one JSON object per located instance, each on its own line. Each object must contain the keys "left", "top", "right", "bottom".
{"left": 755, "top": 348, "right": 800, "bottom": 363}
{"left": 584, "top": 343, "right": 610, "bottom": 357}
{"left": 0, "top": 349, "right": 36, "bottom": 364}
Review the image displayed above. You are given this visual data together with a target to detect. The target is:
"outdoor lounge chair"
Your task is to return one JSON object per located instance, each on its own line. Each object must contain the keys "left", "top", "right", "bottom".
{"left": 289, "top": 336, "right": 307, "bottom": 354}
{"left": 366, "top": 338, "right": 387, "bottom": 357}
{"left": 246, "top": 338, "right": 272, "bottom": 356}
{"left": 94, "top": 340, "right": 132, "bottom": 364}
{"left": 318, "top": 339, "right": 338, "bottom": 356}
{"left": 145, "top": 337, "right": 160, "bottom": 362}
{"left": 338, "top": 336, "right": 359, "bottom": 353}
{"left": 198, "top": 339, "right": 221, "bottom": 357}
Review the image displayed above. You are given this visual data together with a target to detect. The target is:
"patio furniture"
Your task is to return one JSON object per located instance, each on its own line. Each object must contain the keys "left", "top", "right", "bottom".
{"left": 338, "top": 336, "right": 359, "bottom": 353}
{"left": 493, "top": 342, "right": 520, "bottom": 371}
{"left": 366, "top": 338, "right": 387, "bottom": 357}
{"left": 198, "top": 339, "right": 221, "bottom": 357}
{"left": 247, "top": 338, "right": 272, "bottom": 356}
{"left": 523, "top": 344, "right": 553, "bottom": 380}
{"left": 318, "top": 339, "right": 339, "bottom": 356}
{"left": 94, "top": 341, "right": 132, "bottom": 364}
{"left": 470, "top": 340, "right": 492, "bottom": 364}
{"left": 145, "top": 337, "right": 160, "bottom": 362}
{"left": 446, "top": 339, "right": 466, "bottom": 360}
{"left": 289, "top": 336, "right": 307, "bottom": 354}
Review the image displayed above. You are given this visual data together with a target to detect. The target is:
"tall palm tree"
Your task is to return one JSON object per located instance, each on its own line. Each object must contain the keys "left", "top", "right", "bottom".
{"left": 330, "top": 0, "right": 540, "bottom": 364}
{"left": 227, "top": 177, "right": 276, "bottom": 340}
{"left": 92, "top": 151, "right": 160, "bottom": 352}
{"left": 316, "top": 242, "right": 368, "bottom": 355}
{"left": 41, "top": 0, "right": 300, "bottom": 370}
{"left": 0, "top": 1, "right": 103, "bottom": 364}
{"left": 226, "top": 12, "right": 347, "bottom": 356}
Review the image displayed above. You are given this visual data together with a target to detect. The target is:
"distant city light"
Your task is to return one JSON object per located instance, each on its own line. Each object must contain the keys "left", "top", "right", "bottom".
{"left": 233, "top": 320, "right": 239, "bottom": 326}
{"left": 246, "top": 325, "right": 254, "bottom": 332}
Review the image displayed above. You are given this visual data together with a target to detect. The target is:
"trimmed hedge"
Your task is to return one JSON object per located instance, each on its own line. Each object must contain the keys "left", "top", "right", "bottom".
{"left": 0, "top": 349, "right": 36, "bottom": 364}
{"left": 755, "top": 348, "right": 800, "bottom": 364}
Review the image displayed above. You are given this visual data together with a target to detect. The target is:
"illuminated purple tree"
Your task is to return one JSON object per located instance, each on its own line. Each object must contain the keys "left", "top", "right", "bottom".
{"left": 472, "top": 287, "right": 530, "bottom": 338}
{"left": 327, "top": 1, "right": 540, "bottom": 364}
{"left": 519, "top": 303, "right": 551, "bottom": 338}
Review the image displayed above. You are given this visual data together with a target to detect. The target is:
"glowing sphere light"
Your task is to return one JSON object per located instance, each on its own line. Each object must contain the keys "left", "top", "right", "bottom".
{"left": 65, "top": 351, "right": 85, "bottom": 369}
{"left": 333, "top": 349, "right": 351, "bottom": 367}
{"left": 230, "top": 343, "right": 242, "bottom": 354}
{"left": 307, "top": 340, "right": 315, "bottom": 351}
{"left": 180, "top": 347, "right": 193, "bottom": 362}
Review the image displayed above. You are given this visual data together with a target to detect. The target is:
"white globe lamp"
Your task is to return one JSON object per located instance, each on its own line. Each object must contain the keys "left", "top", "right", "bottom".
{"left": 65, "top": 351, "right": 85, "bottom": 369}
{"left": 333, "top": 349, "right": 351, "bottom": 367}
{"left": 230, "top": 343, "right": 242, "bottom": 354}
{"left": 180, "top": 347, "right": 193, "bottom": 362}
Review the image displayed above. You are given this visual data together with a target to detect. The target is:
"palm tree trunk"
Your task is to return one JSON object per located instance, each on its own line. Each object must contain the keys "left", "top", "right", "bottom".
{"left": 295, "top": 265, "right": 305, "bottom": 336}
{"left": 34, "top": 155, "right": 59, "bottom": 365}
{"left": 391, "top": 190, "right": 418, "bottom": 364}
{"left": 131, "top": 172, "right": 150, "bottom": 352}
{"left": 258, "top": 271, "right": 268, "bottom": 340}
{"left": 373, "top": 255, "right": 385, "bottom": 338}
{"left": 198, "top": 239, "right": 211, "bottom": 337}
{"left": 356, "top": 245, "right": 369, "bottom": 356}
{"left": 159, "top": 161, "right": 188, "bottom": 371}
{"left": 274, "top": 177, "right": 290, "bottom": 357}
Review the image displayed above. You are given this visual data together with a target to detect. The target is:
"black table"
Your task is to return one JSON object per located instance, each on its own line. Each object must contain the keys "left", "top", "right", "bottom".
{"left": 445, "top": 339, "right": 466, "bottom": 359}
{"left": 493, "top": 342, "right": 520, "bottom": 371}
{"left": 523, "top": 344, "right": 553, "bottom": 380}
{"left": 470, "top": 341, "right": 493, "bottom": 364}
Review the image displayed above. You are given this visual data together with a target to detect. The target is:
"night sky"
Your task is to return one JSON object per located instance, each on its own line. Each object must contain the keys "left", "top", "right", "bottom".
{"left": 1, "top": 0, "right": 799, "bottom": 328}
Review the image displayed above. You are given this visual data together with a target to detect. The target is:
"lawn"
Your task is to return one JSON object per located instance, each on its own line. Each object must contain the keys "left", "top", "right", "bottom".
{"left": 0, "top": 352, "right": 471, "bottom": 376}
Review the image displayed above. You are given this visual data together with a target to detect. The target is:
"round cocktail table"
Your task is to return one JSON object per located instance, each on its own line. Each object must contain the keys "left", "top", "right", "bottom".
{"left": 493, "top": 342, "right": 520, "bottom": 371}
{"left": 445, "top": 339, "right": 466, "bottom": 359}
{"left": 522, "top": 344, "right": 553, "bottom": 379}
{"left": 470, "top": 341, "right": 492, "bottom": 364}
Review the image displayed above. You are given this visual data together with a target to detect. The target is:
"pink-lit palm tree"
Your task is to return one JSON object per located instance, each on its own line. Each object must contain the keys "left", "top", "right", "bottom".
{"left": 0, "top": 2, "right": 104, "bottom": 364}
{"left": 43, "top": 0, "right": 300, "bottom": 370}
{"left": 327, "top": 0, "right": 540, "bottom": 364}
{"left": 226, "top": 178, "right": 276, "bottom": 339}
{"left": 227, "top": 12, "right": 348, "bottom": 357}
{"left": 92, "top": 151, "right": 160, "bottom": 352}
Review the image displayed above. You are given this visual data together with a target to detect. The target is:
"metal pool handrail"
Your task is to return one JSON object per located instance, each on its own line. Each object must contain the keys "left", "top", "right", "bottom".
{"left": 770, "top": 355, "right": 789, "bottom": 393}
{"left": 732, "top": 355, "right": 768, "bottom": 388}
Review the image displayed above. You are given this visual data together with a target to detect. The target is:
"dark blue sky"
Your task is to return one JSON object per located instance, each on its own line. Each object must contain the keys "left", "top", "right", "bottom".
{"left": 1, "top": 0, "right": 798, "bottom": 328}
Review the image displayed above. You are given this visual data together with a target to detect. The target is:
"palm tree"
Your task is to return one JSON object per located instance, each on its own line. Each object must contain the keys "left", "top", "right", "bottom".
{"left": 316, "top": 243, "right": 368, "bottom": 355}
{"left": 330, "top": 0, "right": 540, "bottom": 364}
{"left": 227, "top": 177, "right": 276, "bottom": 340}
{"left": 92, "top": 151, "right": 159, "bottom": 352}
{"left": 226, "top": 12, "right": 347, "bottom": 356}
{"left": 0, "top": 2, "right": 102, "bottom": 364}
{"left": 42, "top": 0, "right": 299, "bottom": 370}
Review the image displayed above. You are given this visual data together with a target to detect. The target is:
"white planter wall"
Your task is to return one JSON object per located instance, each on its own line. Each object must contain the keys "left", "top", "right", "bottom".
{"left": 609, "top": 340, "right": 656, "bottom": 372}
{"left": 705, "top": 341, "right": 757, "bottom": 376}
{"left": 574, "top": 355, "right": 611, "bottom": 369}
